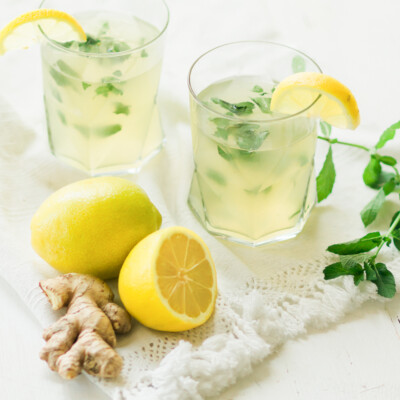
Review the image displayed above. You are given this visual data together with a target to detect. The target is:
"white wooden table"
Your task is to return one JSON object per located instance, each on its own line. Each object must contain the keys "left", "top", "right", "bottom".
{"left": 1, "top": 0, "right": 400, "bottom": 398}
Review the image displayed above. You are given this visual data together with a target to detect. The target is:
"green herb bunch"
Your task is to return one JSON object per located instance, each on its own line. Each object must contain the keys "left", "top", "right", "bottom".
{"left": 317, "top": 120, "right": 400, "bottom": 298}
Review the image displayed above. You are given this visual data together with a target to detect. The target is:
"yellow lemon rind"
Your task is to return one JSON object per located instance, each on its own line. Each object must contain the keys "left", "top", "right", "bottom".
{"left": 270, "top": 72, "right": 360, "bottom": 130}
{"left": 0, "top": 9, "right": 86, "bottom": 55}
{"left": 119, "top": 227, "right": 217, "bottom": 332}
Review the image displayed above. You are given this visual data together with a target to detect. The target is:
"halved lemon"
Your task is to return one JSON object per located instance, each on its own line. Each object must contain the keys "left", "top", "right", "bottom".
{"left": 270, "top": 72, "right": 360, "bottom": 129}
{"left": 0, "top": 9, "right": 86, "bottom": 55}
{"left": 119, "top": 226, "right": 217, "bottom": 332}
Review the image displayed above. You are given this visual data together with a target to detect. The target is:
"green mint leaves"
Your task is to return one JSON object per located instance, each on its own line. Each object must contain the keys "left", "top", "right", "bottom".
{"left": 61, "top": 34, "right": 132, "bottom": 59}
{"left": 360, "top": 188, "right": 388, "bottom": 227}
{"left": 252, "top": 85, "right": 264, "bottom": 94}
{"left": 375, "top": 120, "right": 400, "bottom": 149}
{"left": 114, "top": 102, "right": 130, "bottom": 116}
{"left": 319, "top": 121, "right": 332, "bottom": 137}
{"left": 327, "top": 232, "right": 382, "bottom": 255}
{"left": 234, "top": 124, "right": 269, "bottom": 151}
{"left": 209, "top": 118, "right": 269, "bottom": 154}
{"left": 317, "top": 120, "right": 400, "bottom": 226}
{"left": 211, "top": 98, "right": 255, "bottom": 116}
{"left": 316, "top": 145, "right": 336, "bottom": 202}
{"left": 251, "top": 97, "right": 271, "bottom": 114}
{"left": 292, "top": 55, "right": 306, "bottom": 73}
{"left": 319, "top": 120, "right": 400, "bottom": 297}
{"left": 95, "top": 124, "right": 122, "bottom": 137}
{"left": 323, "top": 224, "right": 398, "bottom": 298}
{"left": 95, "top": 83, "right": 123, "bottom": 97}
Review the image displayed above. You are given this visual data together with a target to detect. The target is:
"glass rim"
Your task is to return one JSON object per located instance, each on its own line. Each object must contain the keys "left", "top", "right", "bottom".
{"left": 38, "top": 0, "right": 169, "bottom": 58}
{"left": 187, "top": 40, "right": 323, "bottom": 124}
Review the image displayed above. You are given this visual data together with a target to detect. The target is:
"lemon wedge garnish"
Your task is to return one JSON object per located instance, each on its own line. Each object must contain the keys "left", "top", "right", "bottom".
{"left": 270, "top": 72, "right": 360, "bottom": 129}
{"left": 119, "top": 226, "right": 217, "bottom": 332}
{"left": 0, "top": 9, "right": 86, "bottom": 55}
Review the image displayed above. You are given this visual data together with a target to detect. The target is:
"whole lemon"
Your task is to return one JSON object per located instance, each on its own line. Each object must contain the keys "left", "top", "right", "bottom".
{"left": 31, "top": 177, "right": 162, "bottom": 279}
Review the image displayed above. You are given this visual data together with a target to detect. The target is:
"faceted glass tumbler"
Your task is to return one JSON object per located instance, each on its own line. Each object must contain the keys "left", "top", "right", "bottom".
{"left": 40, "top": 0, "right": 169, "bottom": 175}
{"left": 187, "top": 41, "right": 322, "bottom": 247}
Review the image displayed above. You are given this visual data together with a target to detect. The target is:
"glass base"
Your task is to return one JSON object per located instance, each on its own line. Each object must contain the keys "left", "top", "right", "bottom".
{"left": 188, "top": 171, "right": 316, "bottom": 247}
{"left": 50, "top": 106, "right": 164, "bottom": 176}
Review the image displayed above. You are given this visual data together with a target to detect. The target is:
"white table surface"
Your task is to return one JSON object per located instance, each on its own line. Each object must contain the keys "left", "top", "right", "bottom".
{"left": 2, "top": 0, "right": 400, "bottom": 399}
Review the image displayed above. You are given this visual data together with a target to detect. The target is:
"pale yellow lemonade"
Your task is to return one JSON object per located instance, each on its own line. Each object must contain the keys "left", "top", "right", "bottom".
{"left": 188, "top": 76, "right": 318, "bottom": 244}
{"left": 41, "top": 11, "right": 163, "bottom": 175}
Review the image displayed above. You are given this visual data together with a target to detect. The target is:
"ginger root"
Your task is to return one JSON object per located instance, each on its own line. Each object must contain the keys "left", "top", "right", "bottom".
{"left": 39, "top": 273, "right": 132, "bottom": 379}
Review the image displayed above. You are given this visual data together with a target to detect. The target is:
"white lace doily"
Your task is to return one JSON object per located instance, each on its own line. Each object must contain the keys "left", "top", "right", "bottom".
{"left": 1, "top": 92, "right": 399, "bottom": 399}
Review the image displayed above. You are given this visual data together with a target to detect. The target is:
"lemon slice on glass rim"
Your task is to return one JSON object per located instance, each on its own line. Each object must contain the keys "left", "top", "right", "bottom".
{"left": 0, "top": 9, "right": 86, "bottom": 55}
{"left": 270, "top": 71, "right": 360, "bottom": 130}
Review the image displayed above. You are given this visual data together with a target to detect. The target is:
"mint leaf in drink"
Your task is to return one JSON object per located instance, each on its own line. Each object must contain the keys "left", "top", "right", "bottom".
{"left": 78, "top": 35, "right": 101, "bottom": 52}
{"left": 114, "top": 102, "right": 130, "bottom": 116}
{"left": 56, "top": 60, "right": 79, "bottom": 78}
{"left": 95, "top": 124, "right": 122, "bottom": 137}
{"left": 327, "top": 232, "right": 382, "bottom": 255}
{"left": 252, "top": 85, "right": 264, "bottom": 94}
{"left": 61, "top": 40, "right": 74, "bottom": 49}
{"left": 51, "top": 87, "right": 62, "bottom": 102}
{"left": 360, "top": 188, "right": 386, "bottom": 227}
{"left": 251, "top": 97, "right": 271, "bottom": 113}
{"left": 230, "top": 124, "right": 268, "bottom": 151}
{"left": 50, "top": 68, "right": 71, "bottom": 87}
{"left": 292, "top": 55, "right": 306, "bottom": 73}
{"left": 368, "top": 262, "right": 396, "bottom": 298}
{"left": 363, "top": 157, "right": 381, "bottom": 188}
{"left": 215, "top": 128, "right": 229, "bottom": 140}
{"left": 113, "top": 70, "right": 122, "bottom": 77}
{"left": 211, "top": 118, "right": 230, "bottom": 128}
{"left": 57, "top": 110, "right": 67, "bottom": 125}
{"left": 211, "top": 119, "right": 230, "bottom": 140}
{"left": 207, "top": 169, "right": 226, "bottom": 185}
{"left": 113, "top": 41, "right": 130, "bottom": 53}
{"left": 375, "top": 120, "right": 400, "bottom": 149}
{"left": 316, "top": 146, "right": 335, "bottom": 202}
{"left": 99, "top": 21, "right": 110, "bottom": 36}
{"left": 74, "top": 124, "right": 89, "bottom": 137}
{"left": 217, "top": 146, "right": 233, "bottom": 161}
{"left": 95, "top": 83, "right": 123, "bottom": 97}
{"left": 211, "top": 98, "right": 255, "bottom": 115}
{"left": 320, "top": 121, "right": 332, "bottom": 138}
{"left": 235, "top": 149, "right": 257, "bottom": 160}
{"left": 82, "top": 82, "right": 91, "bottom": 90}
{"left": 141, "top": 49, "right": 148, "bottom": 58}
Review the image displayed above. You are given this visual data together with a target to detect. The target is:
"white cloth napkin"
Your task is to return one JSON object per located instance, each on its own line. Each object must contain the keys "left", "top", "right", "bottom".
{"left": 1, "top": 0, "right": 400, "bottom": 399}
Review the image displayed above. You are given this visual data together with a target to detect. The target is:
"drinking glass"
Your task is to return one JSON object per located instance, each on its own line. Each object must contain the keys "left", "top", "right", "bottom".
{"left": 187, "top": 41, "right": 321, "bottom": 246}
{"left": 39, "top": 0, "right": 169, "bottom": 175}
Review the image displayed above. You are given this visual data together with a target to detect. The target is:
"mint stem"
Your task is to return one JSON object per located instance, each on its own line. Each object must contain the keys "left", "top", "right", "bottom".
{"left": 372, "top": 211, "right": 400, "bottom": 260}
{"left": 317, "top": 136, "right": 370, "bottom": 152}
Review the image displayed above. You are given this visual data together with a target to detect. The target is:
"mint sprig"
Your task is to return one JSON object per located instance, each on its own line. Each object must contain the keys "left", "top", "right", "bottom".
{"left": 317, "top": 120, "right": 400, "bottom": 227}
{"left": 211, "top": 98, "right": 255, "bottom": 116}
{"left": 318, "top": 120, "right": 400, "bottom": 297}
{"left": 323, "top": 212, "right": 400, "bottom": 298}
